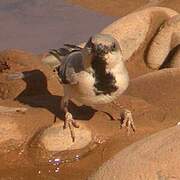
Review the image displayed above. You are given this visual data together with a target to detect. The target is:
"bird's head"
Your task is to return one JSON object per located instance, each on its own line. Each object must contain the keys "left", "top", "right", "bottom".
{"left": 85, "top": 34, "right": 121, "bottom": 56}
{"left": 84, "top": 34, "right": 123, "bottom": 68}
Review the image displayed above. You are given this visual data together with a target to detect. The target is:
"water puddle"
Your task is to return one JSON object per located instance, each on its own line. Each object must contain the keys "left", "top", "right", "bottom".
{"left": 28, "top": 129, "right": 103, "bottom": 164}
{"left": 0, "top": 134, "right": 106, "bottom": 179}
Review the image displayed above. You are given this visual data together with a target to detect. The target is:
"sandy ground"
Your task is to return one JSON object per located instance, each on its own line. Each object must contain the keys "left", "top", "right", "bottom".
{"left": 67, "top": 0, "right": 180, "bottom": 17}
{"left": 0, "top": 0, "right": 180, "bottom": 180}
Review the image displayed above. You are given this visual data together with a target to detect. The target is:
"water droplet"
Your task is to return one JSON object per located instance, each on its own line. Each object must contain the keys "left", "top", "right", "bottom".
{"left": 65, "top": 159, "right": 69, "bottom": 163}
{"left": 55, "top": 168, "right": 60, "bottom": 173}
{"left": 75, "top": 154, "right": 80, "bottom": 160}
{"left": 54, "top": 158, "right": 60, "bottom": 162}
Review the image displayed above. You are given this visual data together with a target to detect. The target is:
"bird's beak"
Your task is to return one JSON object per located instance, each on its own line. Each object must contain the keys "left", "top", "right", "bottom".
{"left": 94, "top": 44, "right": 108, "bottom": 56}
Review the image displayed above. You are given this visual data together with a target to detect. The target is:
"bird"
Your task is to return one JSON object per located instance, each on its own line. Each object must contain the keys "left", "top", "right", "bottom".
{"left": 42, "top": 33, "right": 136, "bottom": 142}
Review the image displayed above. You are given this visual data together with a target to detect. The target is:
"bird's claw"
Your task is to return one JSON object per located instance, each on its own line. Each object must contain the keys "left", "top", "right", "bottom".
{"left": 64, "top": 112, "right": 79, "bottom": 142}
{"left": 120, "top": 109, "right": 136, "bottom": 135}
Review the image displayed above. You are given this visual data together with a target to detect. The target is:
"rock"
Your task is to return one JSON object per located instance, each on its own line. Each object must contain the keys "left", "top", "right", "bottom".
{"left": 0, "top": 115, "right": 23, "bottom": 153}
{"left": 40, "top": 122, "right": 92, "bottom": 152}
{"left": 147, "top": 15, "right": 180, "bottom": 69}
{"left": 127, "top": 68, "right": 180, "bottom": 120}
{"left": 170, "top": 47, "right": 180, "bottom": 68}
{"left": 89, "top": 125, "right": 180, "bottom": 180}
{"left": 28, "top": 122, "right": 94, "bottom": 164}
{"left": 101, "top": 7, "right": 178, "bottom": 62}
{"left": 0, "top": 49, "right": 62, "bottom": 100}
{"left": 0, "top": 106, "right": 27, "bottom": 114}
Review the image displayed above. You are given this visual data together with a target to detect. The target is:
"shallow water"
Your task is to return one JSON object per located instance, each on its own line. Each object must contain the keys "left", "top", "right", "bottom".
{"left": 0, "top": 0, "right": 116, "bottom": 53}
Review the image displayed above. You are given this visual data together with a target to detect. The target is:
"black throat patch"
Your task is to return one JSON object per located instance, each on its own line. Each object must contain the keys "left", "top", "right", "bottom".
{"left": 91, "top": 55, "right": 118, "bottom": 95}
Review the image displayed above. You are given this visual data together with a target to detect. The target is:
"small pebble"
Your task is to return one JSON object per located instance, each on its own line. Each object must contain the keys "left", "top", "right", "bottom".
{"left": 38, "top": 170, "right": 41, "bottom": 174}
{"left": 177, "top": 122, "right": 180, "bottom": 126}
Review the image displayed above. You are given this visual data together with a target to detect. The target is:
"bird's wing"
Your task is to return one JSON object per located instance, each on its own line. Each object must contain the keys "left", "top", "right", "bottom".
{"left": 56, "top": 51, "right": 85, "bottom": 84}
{"left": 49, "top": 44, "right": 83, "bottom": 61}
{"left": 49, "top": 48, "right": 70, "bottom": 59}
{"left": 64, "top": 44, "right": 82, "bottom": 50}
{"left": 43, "top": 44, "right": 83, "bottom": 70}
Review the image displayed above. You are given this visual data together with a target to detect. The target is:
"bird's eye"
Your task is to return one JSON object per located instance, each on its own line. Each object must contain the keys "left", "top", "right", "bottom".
{"left": 111, "top": 43, "right": 116, "bottom": 51}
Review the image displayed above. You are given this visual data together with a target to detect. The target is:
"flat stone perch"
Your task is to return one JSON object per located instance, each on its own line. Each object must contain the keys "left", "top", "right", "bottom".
{"left": 40, "top": 122, "right": 92, "bottom": 152}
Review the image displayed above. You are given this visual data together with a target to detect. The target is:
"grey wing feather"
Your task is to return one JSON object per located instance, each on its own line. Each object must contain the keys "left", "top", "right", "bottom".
{"left": 56, "top": 51, "right": 85, "bottom": 84}
{"left": 49, "top": 44, "right": 82, "bottom": 61}
{"left": 64, "top": 44, "right": 82, "bottom": 50}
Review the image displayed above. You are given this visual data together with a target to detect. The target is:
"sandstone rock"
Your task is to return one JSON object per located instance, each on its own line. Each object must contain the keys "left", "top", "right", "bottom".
{"left": 101, "top": 7, "right": 178, "bottom": 62}
{"left": 28, "top": 121, "right": 94, "bottom": 164}
{"left": 147, "top": 15, "right": 180, "bottom": 69}
{"left": 40, "top": 122, "right": 92, "bottom": 152}
{"left": 170, "top": 47, "right": 180, "bottom": 68}
{"left": 0, "top": 106, "right": 27, "bottom": 114}
{"left": 127, "top": 68, "right": 180, "bottom": 119}
{"left": 89, "top": 125, "right": 180, "bottom": 180}
{"left": 0, "top": 49, "right": 62, "bottom": 100}
{"left": 0, "top": 115, "right": 23, "bottom": 153}
{"left": 127, "top": 68, "right": 180, "bottom": 104}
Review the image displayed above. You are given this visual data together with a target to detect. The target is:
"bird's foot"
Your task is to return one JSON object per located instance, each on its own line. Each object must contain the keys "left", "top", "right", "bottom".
{"left": 64, "top": 112, "right": 79, "bottom": 142}
{"left": 120, "top": 109, "right": 136, "bottom": 135}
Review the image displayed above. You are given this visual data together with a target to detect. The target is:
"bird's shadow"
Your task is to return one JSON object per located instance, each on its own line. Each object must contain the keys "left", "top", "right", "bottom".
{"left": 15, "top": 69, "right": 96, "bottom": 121}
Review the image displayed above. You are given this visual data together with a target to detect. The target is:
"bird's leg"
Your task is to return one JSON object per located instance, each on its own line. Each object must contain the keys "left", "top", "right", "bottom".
{"left": 61, "top": 97, "right": 79, "bottom": 142}
{"left": 120, "top": 109, "right": 136, "bottom": 135}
